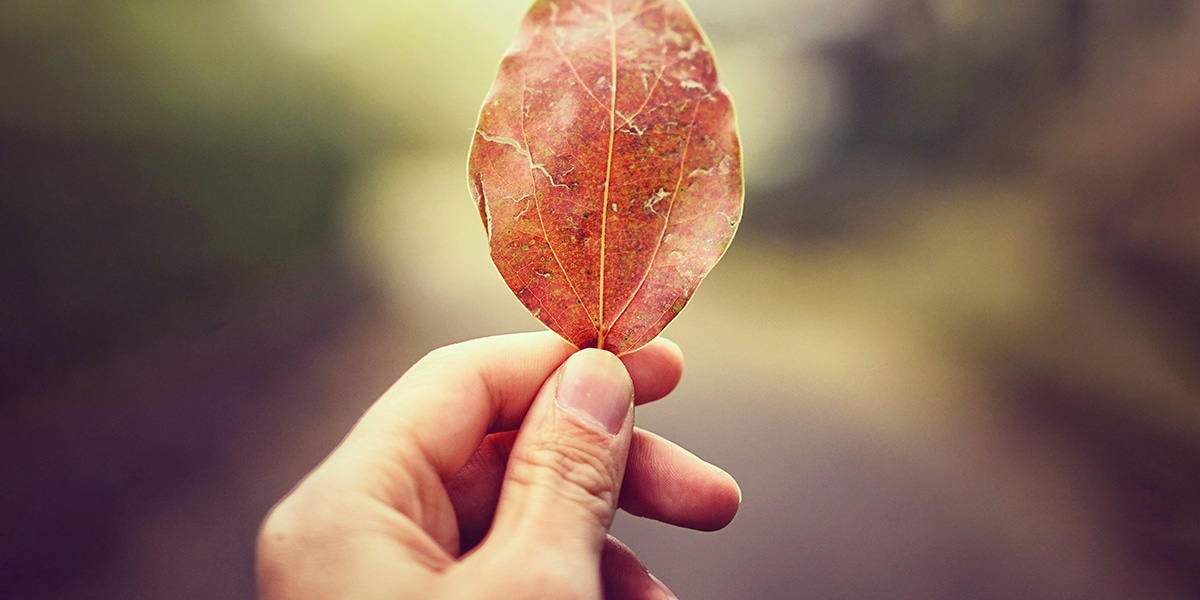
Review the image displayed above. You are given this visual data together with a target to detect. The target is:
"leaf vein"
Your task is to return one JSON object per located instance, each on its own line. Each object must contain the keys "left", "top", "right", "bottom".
{"left": 597, "top": 0, "right": 618, "bottom": 346}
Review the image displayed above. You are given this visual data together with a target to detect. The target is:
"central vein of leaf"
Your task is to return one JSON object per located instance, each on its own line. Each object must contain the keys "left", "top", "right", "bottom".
{"left": 598, "top": 0, "right": 617, "bottom": 347}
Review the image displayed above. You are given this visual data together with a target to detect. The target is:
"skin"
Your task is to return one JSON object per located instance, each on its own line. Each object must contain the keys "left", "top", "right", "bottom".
{"left": 257, "top": 332, "right": 741, "bottom": 599}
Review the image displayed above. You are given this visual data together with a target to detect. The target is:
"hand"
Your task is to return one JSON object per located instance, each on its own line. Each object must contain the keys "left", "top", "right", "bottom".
{"left": 256, "top": 332, "right": 740, "bottom": 599}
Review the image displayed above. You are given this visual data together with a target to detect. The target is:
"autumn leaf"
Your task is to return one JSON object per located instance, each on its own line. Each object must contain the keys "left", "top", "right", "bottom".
{"left": 468, "top": 0, "right": 743, "bottom": 355}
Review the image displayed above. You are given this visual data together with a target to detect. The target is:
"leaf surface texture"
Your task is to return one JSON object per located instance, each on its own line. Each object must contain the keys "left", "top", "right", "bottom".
{"left": 469, "top": 0, "right": 742, "bottom": 354}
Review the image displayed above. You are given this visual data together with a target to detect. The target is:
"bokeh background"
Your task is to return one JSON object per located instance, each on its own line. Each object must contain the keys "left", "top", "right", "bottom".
{"left": 3, "top": 0, "right": 1200, "bottom": 598}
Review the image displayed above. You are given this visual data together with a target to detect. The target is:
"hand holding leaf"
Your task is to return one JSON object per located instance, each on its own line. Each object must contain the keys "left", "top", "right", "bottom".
{"left": 469, "top": 0, "right": 742, "bottom": 354}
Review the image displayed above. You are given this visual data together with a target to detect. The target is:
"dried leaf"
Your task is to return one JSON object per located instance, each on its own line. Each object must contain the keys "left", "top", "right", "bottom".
{"left": 468, "top": 0, "right": 742, "bottom": 355}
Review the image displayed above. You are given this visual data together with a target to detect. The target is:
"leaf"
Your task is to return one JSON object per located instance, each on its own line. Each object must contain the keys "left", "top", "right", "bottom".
{"left": 468, "top": 0, "right": 742, "bottom": 355}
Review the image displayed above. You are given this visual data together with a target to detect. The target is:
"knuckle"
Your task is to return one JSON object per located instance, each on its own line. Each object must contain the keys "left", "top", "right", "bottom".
{"left": 257, "top": 495, "right": 310, "bottom": 565}
{"left": 507, "top": 433, "right": 619, "bottom": 519}
{"left": 257, "top": 500, "right": 301, "bottom": 587}
{"left": 256, "top": 485, "right": 342, "bottom": 581}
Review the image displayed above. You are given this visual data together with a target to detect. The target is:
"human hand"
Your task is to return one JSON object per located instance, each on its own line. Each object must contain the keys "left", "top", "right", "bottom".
{"left": 257, "top": 332, "right": 740, "bottom": 599}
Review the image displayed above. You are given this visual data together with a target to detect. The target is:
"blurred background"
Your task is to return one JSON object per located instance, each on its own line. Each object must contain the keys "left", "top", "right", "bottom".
{"left": 2, "top": 0, "right": 1199, "bottom": 598}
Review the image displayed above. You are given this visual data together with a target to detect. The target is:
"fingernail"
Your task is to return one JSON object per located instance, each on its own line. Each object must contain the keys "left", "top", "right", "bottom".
{"left": 649, "top": 573, "right": 678, "bottom": 599}
{"left": 556, "top": 349, "right": 632, "bottom": 436}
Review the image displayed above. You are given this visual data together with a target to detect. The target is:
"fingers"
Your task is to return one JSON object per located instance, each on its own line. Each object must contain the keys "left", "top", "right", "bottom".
{"left": 620, "top": 429, "right": 741, "bottom": 531}
{"left": 340, "top": 333, "right": 682, "bottom": 483}
{"left": 446, "top": 427, "right": 740, "bottom": 551}
{"left": 443, "top": 430, "right": 515, "bottom": 551}
{"left": 483, "top": 349, "right": 634, "bottom": 569}
{"left": 623, "top": 337, "right": 683, "bottom": 406}
{"left": 601, "top": 536, "right": 677, "bottom": 600}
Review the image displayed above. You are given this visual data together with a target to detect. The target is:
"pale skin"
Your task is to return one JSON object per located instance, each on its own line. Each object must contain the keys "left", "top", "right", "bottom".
{"left": 257, "top": 332, "right": 741, "bottom": 599}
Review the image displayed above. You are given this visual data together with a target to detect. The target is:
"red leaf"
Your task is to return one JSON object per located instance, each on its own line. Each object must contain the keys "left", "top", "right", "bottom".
{"left": 468, "top": 0, "right": 743, "bottom": 355}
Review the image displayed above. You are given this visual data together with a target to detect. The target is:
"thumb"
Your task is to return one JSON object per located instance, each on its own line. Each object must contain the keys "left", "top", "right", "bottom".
{"left": 486, "top": 348, "right": 634, "bottom": 565}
